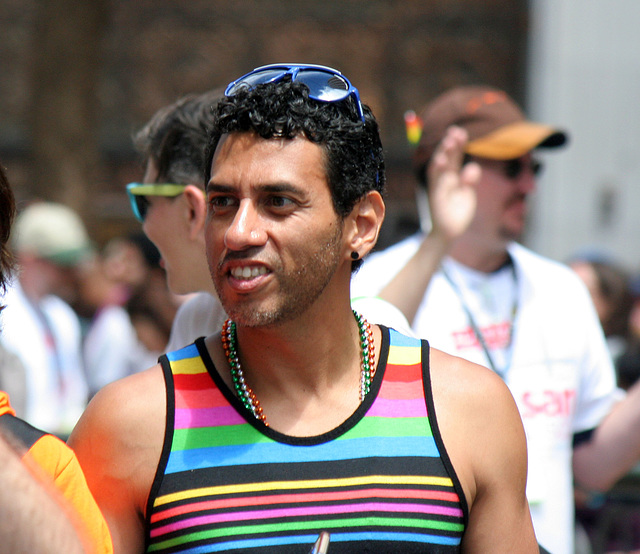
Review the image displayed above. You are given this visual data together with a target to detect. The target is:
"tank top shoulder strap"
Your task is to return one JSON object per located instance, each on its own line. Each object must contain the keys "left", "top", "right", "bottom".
{"left": 144, "top": 339, "right": 212, "bottom": 535}
{"left": 383, "top": 327, "right": 469, "bottom": 524}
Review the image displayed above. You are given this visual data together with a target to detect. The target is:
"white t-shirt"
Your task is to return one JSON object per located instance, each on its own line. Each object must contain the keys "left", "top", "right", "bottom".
{"left": 351, "top": 295, "right": 415, "bottom": 337}
{"left": 166, "top": 292, "right": 228, "bottom": 352}
{"left": 0, "top": 280, "right": 88, "bottom": 436}
{"left": 352, "top": 233, "right": 619, "bottom": 554}
{"left": 83, "top": 304, "right": 157, "bottom": 395}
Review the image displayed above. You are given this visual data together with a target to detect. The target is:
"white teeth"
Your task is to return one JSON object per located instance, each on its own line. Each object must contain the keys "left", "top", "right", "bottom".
{"left": 231, "top": 266, "right": 267, "bottom": 280}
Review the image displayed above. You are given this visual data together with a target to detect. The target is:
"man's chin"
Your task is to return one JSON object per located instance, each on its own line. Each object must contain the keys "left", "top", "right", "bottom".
{"left": 499, "top": 226, "right": 524, "bottom": 243}
{"left": 223, "top": 297, "right": 307, "bottom": 328}
{"left": 222, "top": 302, "right": 282, "bottom": 328}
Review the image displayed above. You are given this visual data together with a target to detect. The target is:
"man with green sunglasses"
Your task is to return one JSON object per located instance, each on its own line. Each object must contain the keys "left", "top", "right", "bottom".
{"left": 125, "top": 89, "right": 229, "bottom": 352}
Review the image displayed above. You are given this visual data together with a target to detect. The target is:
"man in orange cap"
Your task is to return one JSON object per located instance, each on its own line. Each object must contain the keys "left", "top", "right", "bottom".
{"left": 352, "top": 85, "right": 640, "bottom": 554}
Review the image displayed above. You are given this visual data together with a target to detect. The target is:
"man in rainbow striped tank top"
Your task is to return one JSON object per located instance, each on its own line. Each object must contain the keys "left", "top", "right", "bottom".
{"left": 70, "top": 64, "right": 538, "bottom": 553}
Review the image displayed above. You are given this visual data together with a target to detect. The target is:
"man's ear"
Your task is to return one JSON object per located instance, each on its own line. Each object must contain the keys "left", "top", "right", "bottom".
{"left": 345, "top": 191, "right": 385, "bottom": 260}
{"left": 183, "top": 185, "right": 207, "bottom": 240}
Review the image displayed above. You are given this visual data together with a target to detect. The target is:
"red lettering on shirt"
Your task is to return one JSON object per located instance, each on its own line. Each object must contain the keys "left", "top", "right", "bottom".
{"left": 452, "top": 323, "right": 511, "bottom": 350}
{"left": 520, "top": 389, "right": 576, "bottom": 418}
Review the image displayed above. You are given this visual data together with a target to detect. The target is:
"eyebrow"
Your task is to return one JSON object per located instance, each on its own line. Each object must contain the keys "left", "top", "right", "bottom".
{"left": 206, "top": 182, "right": 234, "bottom": 194}
{"left": 206, "top": 181, "right": 307, "bottom": 197}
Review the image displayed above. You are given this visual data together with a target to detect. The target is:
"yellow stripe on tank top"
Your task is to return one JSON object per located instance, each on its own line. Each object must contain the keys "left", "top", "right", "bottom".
{"left": 155, "top": 474, "right": 454, "bottom": 506}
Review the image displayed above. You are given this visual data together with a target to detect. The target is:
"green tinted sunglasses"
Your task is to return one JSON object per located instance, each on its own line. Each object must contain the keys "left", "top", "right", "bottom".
{"left": 126, "top": 183, "right": 188, "bottom": 222}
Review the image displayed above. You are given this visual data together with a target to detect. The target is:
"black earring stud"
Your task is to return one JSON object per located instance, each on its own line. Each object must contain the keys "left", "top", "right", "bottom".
{"left": 351, "top": 251, "right": 359, "bottom": 260}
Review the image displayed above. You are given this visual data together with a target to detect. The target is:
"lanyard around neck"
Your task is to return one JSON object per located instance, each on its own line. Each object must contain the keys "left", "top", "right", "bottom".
{"left": 441, "top": 258, "right": 519, "bottom": 379}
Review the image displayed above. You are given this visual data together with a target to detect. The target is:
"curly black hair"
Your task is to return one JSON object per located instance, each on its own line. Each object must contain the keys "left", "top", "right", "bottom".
{"left": 204, "top": 76, "right": 385, "bottom": 219}
{"left": 134, "top": 89, "right": 224, "bottom": 187}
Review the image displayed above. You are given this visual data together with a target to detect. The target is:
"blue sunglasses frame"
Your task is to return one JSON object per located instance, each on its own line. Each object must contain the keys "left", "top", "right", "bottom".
{"left": 224, "top": 63, "right": 365, "bottom": 123}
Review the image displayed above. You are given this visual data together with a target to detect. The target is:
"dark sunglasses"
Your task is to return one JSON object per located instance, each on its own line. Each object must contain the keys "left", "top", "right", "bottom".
{"left": 465, "top": 155, "right": 544, "bottom": 180}
{"left": 503, "top": 158, "right": 544, "bottom": 180}
{"left": 126, "top": 182, "right": 188, "bottom": 223}
{"left": 224, "top": 63, "right": 365, "bottom": 123}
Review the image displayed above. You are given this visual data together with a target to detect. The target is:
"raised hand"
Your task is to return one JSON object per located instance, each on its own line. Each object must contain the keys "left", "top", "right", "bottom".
{"left": 427, "top": 126, "right": 480, "bottom": 244}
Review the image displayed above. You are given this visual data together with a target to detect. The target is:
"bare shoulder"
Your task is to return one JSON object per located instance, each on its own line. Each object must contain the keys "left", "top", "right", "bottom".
{"left": 68, "top": 364, "right": 167, "bottom": 553}
{"left": 427, "top": 348, "right": 526, "bottom": 503}
{"left": 428, "top": 347, "right": 517, "bottom": 413}
{"left": 427, "top": 348, "right": 536, "bottom": 551}
{"left": 70, "top": 363, "right": 166, "bottom": 452}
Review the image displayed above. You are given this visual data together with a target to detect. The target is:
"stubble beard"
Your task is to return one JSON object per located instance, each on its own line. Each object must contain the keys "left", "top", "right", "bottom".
{"left": 214, "top": 223, "right": 344, "bottom": 328}
{"left": 498, "top": 224, "right": 523, "bottom": 243}
{"left": 498, "top": 194, "right": 528, "bottom": 242}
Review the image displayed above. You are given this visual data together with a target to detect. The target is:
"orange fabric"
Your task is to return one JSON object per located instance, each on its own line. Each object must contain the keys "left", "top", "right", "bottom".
{"left": 23, "top": 434, "right": 113, "bottom": 554}
{"left": 0, "top": 390, "right": 112, "bottom": 554}
{"left": 0, "top": 390, "right": 15, "bottom": 417}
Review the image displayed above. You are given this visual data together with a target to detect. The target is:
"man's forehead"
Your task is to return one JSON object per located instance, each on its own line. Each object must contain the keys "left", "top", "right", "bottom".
{"left": 209, "top": 132, "right": 325, "bottom": 179}
{"left": 213, "top": 131, "right": 313, "bottom": 153}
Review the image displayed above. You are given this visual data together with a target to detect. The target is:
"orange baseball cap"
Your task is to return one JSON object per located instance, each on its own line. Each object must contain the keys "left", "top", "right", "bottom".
{"left": 412, "top": 85, "right": 567, "bottom": 183}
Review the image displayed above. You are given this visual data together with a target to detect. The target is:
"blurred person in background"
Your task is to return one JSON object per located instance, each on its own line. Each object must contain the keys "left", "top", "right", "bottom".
{"left": 614, "top": 275, "right": 640, "bottom": 391}
{"left": 567, "top": 253, "right": 640, "bottom": 550}
{"left": 0, "top": 164, "right": 112, "bottom": 553}
{"left": 0, "top": 164, "right": 28, "bottom": 417}
{"left": 566, "top": 253, "right": 640, "bottom": 393}
{"left": 128, "top": 89, "right": 228, "bottom": 351}
{"left": 0, "top": 338, "right": 27, "bottom": 417}
{"left": 568, "top": 253, "right": 634, "bottom": 367}
{"left": 0, "top": 201, "right": 90, "bottom": 438}
{"left": 0, "top": 214, "right": 27, "bottom": 416}
{"left": 75, "top": 243, "right": 148, "bottom": 397}
{"left": 102, "top": 231, "right": 181, "bottom": 365}
{"left": 351, "top": 85, "right": 640, "bottom": 554}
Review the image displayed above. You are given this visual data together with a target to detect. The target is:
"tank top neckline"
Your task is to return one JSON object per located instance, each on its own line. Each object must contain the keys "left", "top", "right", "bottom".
{"left": 193, "top": 325, "right": 391, "bottom": 447}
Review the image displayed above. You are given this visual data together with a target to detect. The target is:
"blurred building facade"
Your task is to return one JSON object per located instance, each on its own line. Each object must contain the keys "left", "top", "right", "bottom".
{"left": 527, "top": 0, "right": 640, "bottom": 269}
{"left": 7, "top": 1, "right": 639, "bottom": 270}
{"left": 0, "top": 0, "right": 528, "bottom": 249}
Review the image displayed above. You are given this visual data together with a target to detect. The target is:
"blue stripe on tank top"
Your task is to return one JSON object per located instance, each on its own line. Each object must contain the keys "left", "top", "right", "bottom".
{"left": 166, "top": 343, "right": 200, "bottom": 362}
{"left": 387, "top": 329, "right": 421, "bottom": 347}
{"left": 165, "top": 434, "right": 439, "bottom": 473}
{"left": 168, "top": 530, "right": 460, "bottom": 554}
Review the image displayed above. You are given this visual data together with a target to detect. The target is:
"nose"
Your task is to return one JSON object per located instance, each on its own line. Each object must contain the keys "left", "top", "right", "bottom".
{"left": 516, "top": 169, "right": 537, "bottom": 194}
{"left": 514, "top": 160, "right": 538, "bottom": 194}
{"left": 224, "top": 199, "right": 267, "bottom": 251}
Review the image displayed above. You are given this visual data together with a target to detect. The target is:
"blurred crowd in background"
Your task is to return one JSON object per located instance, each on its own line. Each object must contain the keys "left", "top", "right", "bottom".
{"left": 0, "top": 201, "right": 184, "bottom": 439}
{"left": 3, "top": 190, "right": 640, "bottom": 441}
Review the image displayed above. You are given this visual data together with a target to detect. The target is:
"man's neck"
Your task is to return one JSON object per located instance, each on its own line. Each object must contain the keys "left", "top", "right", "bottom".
{"left": 237, "top": 306, "right": 359, "bottom": 389}
{"left": 212, "top": 303, "right": 374, "bottom": 436}
{"left": 448, "top": 236, "right": 511, "bottom": 274}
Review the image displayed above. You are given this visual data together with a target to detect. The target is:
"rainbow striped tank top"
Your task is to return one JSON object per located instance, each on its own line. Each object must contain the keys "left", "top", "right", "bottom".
{"left": 145, "top": 327, "right": 467, "bottom": 553}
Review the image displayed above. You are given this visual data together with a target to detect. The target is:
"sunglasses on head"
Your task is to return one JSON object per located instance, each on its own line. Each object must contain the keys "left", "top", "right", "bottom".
{"left": 126, "top": 182, "right": 188, "bottom": 223}
{"left": 224, "top": 63, "right": 366, "bottom": 123}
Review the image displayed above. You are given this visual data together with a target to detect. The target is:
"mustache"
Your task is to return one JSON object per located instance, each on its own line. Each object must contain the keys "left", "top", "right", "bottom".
{"left": 218, "top": 248, "right": 266, "bottom": 268}
{"left": 506, "top": 192, "right": 528, "bottom": 205}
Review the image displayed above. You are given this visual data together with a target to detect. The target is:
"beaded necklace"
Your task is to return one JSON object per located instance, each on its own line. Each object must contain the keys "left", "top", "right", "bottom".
{"left": 221, "top": 310, "right": 376, "bottom": 427}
